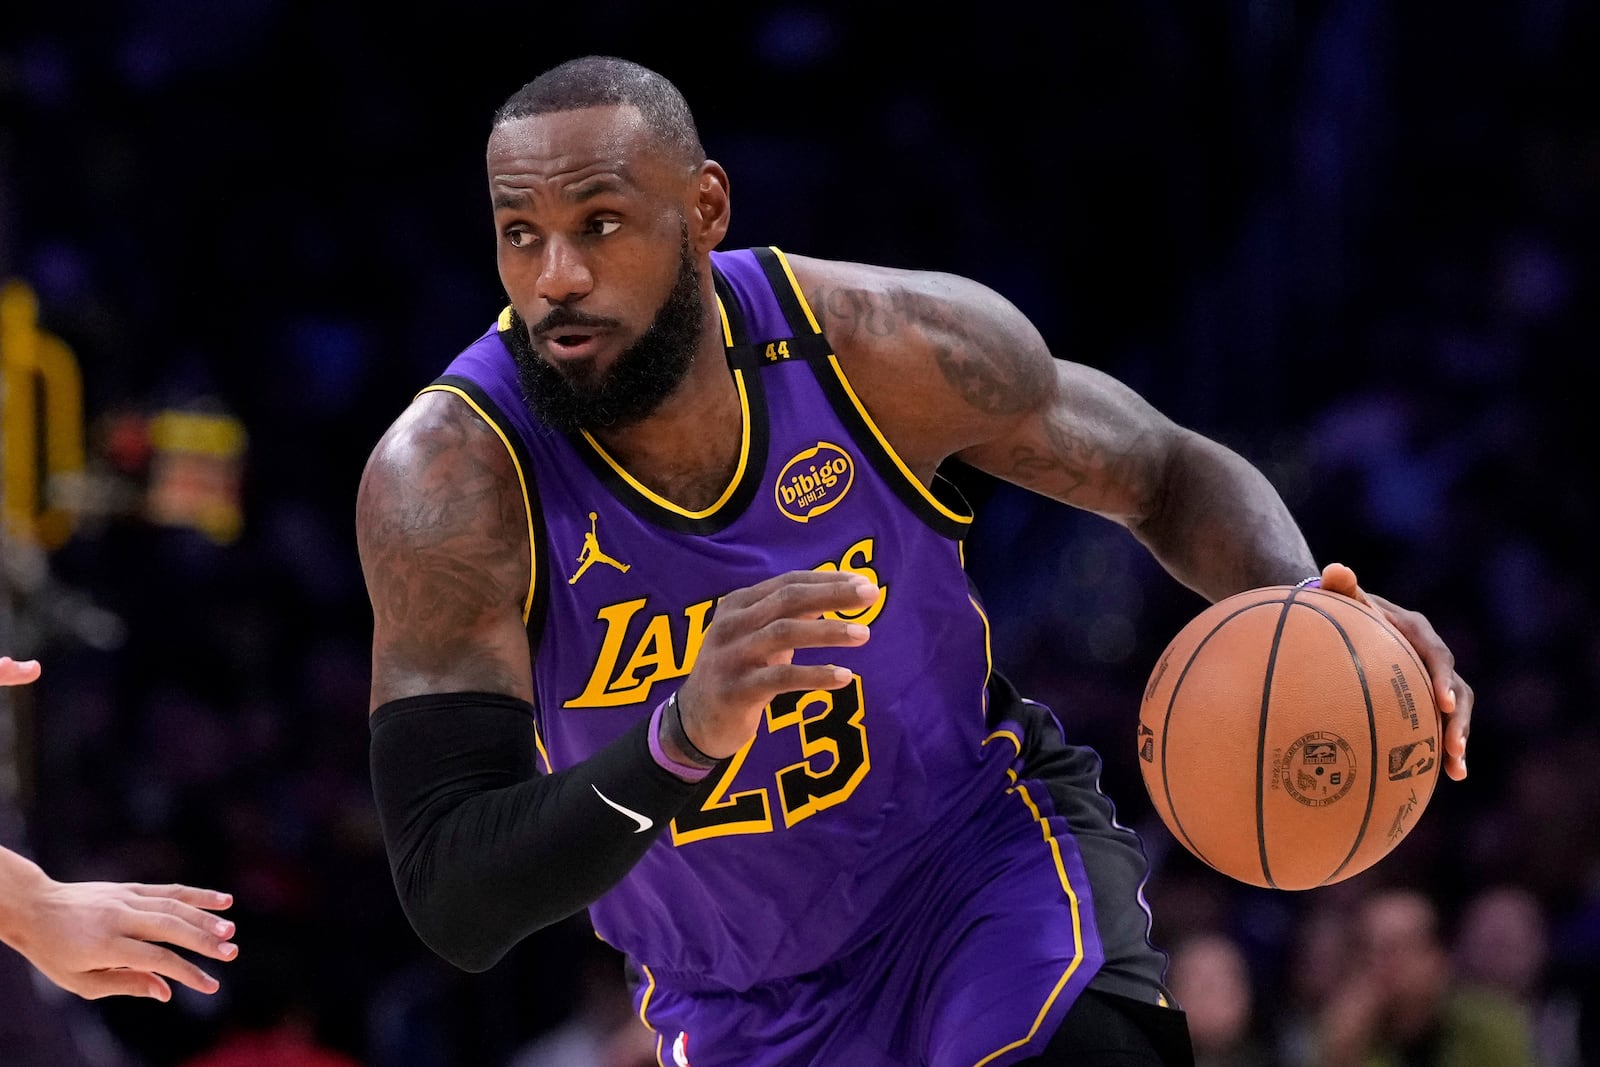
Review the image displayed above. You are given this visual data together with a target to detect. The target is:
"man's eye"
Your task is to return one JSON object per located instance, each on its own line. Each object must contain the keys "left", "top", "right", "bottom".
{"left": 506, "top": 230, "right": 536, "bottom": 248}
{"left": 590, "top": 219, "right": 621, "bottom": 237}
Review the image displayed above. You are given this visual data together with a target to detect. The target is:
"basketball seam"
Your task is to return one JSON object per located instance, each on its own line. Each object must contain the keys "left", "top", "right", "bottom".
{"left": 1289, "top": 596, "right": 1382, "bottom": 886}
{"left": 1255, "top": 596, "right": 1297, "bottom": 890}
{"left": 1318, "top": 593, "right": 1440, "bottom": 873}
{"left": 1160, "top": 597, "right": 1289, "bottom": 883}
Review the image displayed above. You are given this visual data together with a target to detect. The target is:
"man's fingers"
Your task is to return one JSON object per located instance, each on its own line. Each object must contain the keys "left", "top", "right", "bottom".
{"left": 69, "top": 969, "right": 171, "bottom": 1001}
{"left": 1441, "top": 677, "right": 1473, "bottom": 781}
{"left": 127, "top": 883, "right": 233, "bottom": 911}
{"left": 119, "top": 940, "right": 222, "bottom": 995}
{"left": 735, "top": 574, "right": 880, "bottom": 631}
{"left": 693, "top": 662, "right": 858, "bottom": 719}
{"left": 1316, "top": 562, "right": 1371, "bottom": 605}
{"left": 124, "top": 906, "right": 239, "bottom": 963}
{"left": 126, "top": 893, "right": 236, "bottom": 940}
{"left": 750, "top": 617, "right": 872, "bottom": 661}
{"left": 725, "top": 569, "right": 870, "bottom": 607}
{"left": 0, "top": 657, "right": 42, "bottom": 686}
{"left": 747, "top": 662, "right": 858, "bottom": 697}
{"left": 1359, "top": 588, "right": 1471, "bottom": 783}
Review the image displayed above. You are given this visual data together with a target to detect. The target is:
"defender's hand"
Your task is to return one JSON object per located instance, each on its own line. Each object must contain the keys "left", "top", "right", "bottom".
{"left": 4, "top": 869, "right": 238, "bottom": 1001}
{"left": 672, "top": 570, "right": 877, "bottom": 760}
{"left": 1317, "top": 562, "right": 1473, "bottom": 780}
{"left": 0, "top": 657, "right": 41, "bottom": 686}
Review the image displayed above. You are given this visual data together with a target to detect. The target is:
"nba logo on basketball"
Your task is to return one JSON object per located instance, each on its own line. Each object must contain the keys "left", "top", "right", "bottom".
{"left": 1387, "top": 738, "right": 1436, "bottom": 780}
{"left": 672, "top": 1031, "right": 691, "bottom": 1067}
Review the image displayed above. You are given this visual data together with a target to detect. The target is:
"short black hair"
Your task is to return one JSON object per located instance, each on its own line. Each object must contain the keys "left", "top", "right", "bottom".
{"left": 493, "top": 56, "right": 704, "bottom": 164}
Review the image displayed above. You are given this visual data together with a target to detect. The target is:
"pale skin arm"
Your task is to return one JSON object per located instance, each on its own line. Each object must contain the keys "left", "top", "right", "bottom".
{"left": 0, "top": 659, "right": 238, "bottom": 1000}
{"left": 796, "top": 255, "right": 1471, "bottom": 780}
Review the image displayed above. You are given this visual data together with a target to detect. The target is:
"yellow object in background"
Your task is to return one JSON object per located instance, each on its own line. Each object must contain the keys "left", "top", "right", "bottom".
{"left": 0, "top": 280, "right": 84, "bottom": 551}
{"left": 146, "top": 409, "right": 248, "bottom": 545}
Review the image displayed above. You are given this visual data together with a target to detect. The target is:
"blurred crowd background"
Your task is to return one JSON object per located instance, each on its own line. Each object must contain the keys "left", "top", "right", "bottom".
{"left": 1, "top": 2, "right": 1597, "bottom": 1065}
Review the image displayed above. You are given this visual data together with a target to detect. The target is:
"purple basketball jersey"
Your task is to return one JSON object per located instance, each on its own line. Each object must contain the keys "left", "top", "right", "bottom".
{"left": 423, "top": 247, "right": 1108, "bottom": 1063}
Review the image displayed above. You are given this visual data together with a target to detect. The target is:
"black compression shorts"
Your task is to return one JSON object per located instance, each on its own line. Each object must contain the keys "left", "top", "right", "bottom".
{"left": 1021, "top": 988, "right": 1194, "bottom": 1066}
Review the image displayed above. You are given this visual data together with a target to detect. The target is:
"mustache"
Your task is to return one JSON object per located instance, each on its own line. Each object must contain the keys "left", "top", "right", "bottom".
{"left": 527, "top": 306, "right": 622, "bottom": 335}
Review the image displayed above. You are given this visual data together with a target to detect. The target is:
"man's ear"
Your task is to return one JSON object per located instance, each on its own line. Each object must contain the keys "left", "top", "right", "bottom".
{"left": 690, "top": 161, "right": 731, "bottom": 251}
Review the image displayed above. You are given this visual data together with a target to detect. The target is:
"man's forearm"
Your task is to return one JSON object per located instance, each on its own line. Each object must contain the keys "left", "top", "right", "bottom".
{"left": 369, "top": 692, "right": 708, "bottom": 972}
{"left": 0, "top": 845, "right": 46, "bottom": 950}
{"left": 1132, "top": 433, "right": 1318, "bottom": 602}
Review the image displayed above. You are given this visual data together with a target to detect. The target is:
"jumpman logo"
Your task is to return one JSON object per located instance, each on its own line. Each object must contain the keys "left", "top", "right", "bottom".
{"left": 569, "top": 511, "right": 631, "bottom": 584}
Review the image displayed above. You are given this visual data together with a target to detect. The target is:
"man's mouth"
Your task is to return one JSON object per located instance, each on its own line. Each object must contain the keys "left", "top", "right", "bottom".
{"left": 540, "top": 329, "right": 607, "bottom": 361}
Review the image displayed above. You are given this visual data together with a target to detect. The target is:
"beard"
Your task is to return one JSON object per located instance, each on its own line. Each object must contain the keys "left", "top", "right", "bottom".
{"left": 506, "top": 233, "right": 703, "bottom": 434}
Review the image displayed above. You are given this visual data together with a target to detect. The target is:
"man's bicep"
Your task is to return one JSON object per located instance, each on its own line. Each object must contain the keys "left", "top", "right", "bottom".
{"left": 797, "top": 255, "right": 1186, "bottom": 524}
{"left": 357, "top": 396, "right": 535, "bottom": 708}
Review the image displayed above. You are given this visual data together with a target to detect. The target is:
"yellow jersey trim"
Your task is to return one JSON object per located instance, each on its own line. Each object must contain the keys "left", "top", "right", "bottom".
{"left": 767, "top": 247, "right": 971, "bottom": 528}
{"left": 637, "top": 961, "right": 659, "bottom": 1030}
{"left": 531, "top": 720, "right": 553, "bottom": 775}
{"left": 576, "top": 298, "right": 749, "bottom": 520}
{"left": 416, "top": 383, "right": 537, "bottom": 623}
{"left": 581, "top": 368, "right": 752, "bottom": 519}
{"left": 972, "top": 780, "right": 1088, "bottom": 1066}
{"left": 635, "top": 961, "right": 668, "bottom": 1066}
{"left": 770, "top": 248, "right": 823, "bottom": 333}
{"left": 716, "top": 293, "right": 734, "bottom": 347}
{"left": 970, "top": 568, "right": 1084, "bottom": 1066}
{"left": 983, "top": 728, "right": 1023, "bottom": 756}
{"left": 821, "top": 353, "right": 973, "bottom": 526}
{"left": 969, "top": 584, "right": 995, "bottom": 709}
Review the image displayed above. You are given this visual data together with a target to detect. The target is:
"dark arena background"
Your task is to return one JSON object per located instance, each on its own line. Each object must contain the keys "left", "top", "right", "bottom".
{"left": 1, "top": 3, "right": 1597, "bottom": 1065}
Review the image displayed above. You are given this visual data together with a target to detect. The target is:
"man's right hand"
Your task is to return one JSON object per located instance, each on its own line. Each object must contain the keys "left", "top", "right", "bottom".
{"left": 669, "top": 570, "right": 878, "bottom": 760}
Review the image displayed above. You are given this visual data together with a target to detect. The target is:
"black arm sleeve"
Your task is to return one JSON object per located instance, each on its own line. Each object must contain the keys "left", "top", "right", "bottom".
{"left": 368, "top": 692, "right": 710, "bottom": 972}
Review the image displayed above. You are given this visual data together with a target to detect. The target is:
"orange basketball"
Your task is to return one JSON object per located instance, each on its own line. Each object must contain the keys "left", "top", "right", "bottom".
{"left": 1137, "top": 585, "right": 1441, "bottom": 890}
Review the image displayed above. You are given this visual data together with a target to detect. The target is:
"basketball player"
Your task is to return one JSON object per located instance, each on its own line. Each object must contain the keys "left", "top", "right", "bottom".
{"left": 358, "top": 57, "right": 1473, "bottom": 1066}
{"left": 0, "top": 657, "right": 239, "bottom": 1001}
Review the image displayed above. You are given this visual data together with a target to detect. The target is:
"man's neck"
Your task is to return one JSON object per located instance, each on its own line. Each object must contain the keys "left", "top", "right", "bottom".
{"left": 587, "top": 311, "right": 744, "bottom": 510}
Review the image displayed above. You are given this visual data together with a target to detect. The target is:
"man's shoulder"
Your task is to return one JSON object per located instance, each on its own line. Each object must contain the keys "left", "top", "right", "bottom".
{"left": 357, "top": 384, "right": 524, "bottom": 549}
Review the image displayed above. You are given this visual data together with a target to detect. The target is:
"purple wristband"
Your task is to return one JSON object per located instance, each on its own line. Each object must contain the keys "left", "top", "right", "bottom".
{"left": 1295, "top": 576, "right": 1322, "bottom": 589}
{"left": 648, "top": 699, "right": 714, "bottom": 782}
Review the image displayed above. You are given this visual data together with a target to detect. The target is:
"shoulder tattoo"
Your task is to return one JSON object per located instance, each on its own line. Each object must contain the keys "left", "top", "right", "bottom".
{"left": 357, "top": 400, "right": 531, "bottom": 700}
{"left": 809, "top": 281, "right": 1046, "bottom": 418}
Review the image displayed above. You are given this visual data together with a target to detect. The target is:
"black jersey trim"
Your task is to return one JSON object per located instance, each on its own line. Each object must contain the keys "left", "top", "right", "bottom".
{"left": 746, "top": 246, "right": 974, "bottom": 540}
{"left": 751, "top": 246, "right": 822, "bottom": 334}
{"left": 718, "top": 253, "right": 834, "bottom": 366}
{"left": 711, "top": 265, "right": 748, "bottom": 345}
{"left": 418, "top": 374, "right": 550, "bottom": 659}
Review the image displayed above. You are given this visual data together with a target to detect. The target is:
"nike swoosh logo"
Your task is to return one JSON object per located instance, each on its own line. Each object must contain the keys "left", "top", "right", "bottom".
{"left": 592, "top": 785, "right": 653, "bottom": 833}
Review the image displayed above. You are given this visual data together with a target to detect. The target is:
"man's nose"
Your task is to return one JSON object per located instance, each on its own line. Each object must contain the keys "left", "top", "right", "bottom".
{"left": 535, "top": 237, "right": 594, "bottom": 304}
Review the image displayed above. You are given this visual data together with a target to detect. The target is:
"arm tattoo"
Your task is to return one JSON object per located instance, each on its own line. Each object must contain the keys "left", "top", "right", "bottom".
{"left": 1002, "top": 415, "right": 1164, "bottom": 518}
{"left": 358, "top": 402, "right": 531, "bottom": 703}
{"left": 810, "top": 282, "right": 1046, "bottom": 418}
